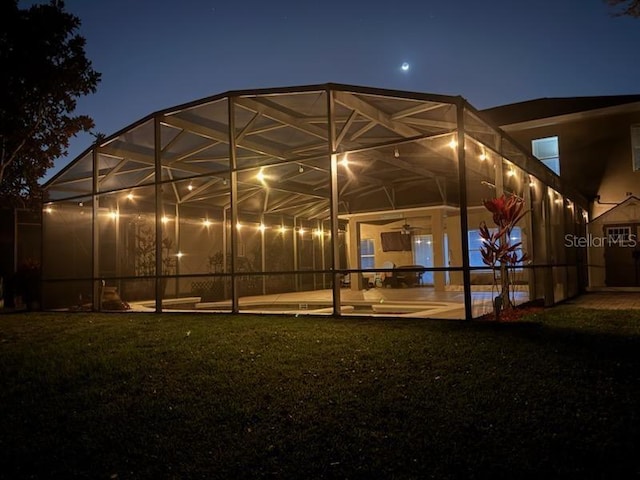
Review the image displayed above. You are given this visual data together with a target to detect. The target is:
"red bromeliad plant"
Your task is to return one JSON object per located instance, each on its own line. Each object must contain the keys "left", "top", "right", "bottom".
{"left": 479, "top": 194, "right": 529, "bottom": 315}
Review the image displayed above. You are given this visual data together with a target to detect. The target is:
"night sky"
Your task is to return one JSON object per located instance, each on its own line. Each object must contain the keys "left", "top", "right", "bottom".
{"left": 21, "top": 0, "right": 640, "bottom": 181}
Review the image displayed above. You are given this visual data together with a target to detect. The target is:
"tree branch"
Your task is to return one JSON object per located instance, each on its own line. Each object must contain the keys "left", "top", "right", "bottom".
{"left": 0, "top": 107, "right": 46, "bottom": 185}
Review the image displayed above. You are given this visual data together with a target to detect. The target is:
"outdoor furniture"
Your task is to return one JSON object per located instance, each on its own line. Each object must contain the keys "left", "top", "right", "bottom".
{"left": 379, "top": 264, "right": 424, "bottom": 288}
{"left": 395, "top": 265, "right": 424, "bottom": 287}
{"left": 381, "top": 261, "right": 397, "bottom": 288}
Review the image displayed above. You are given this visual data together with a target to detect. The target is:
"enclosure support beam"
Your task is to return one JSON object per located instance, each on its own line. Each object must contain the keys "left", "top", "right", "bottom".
{"left": 260, "top": 214, "right": 266, "bottom": 295}
{"left": 328, "top": 89, "right": 342, "bottom": 316}
{"left": 154, "top": 116, "right": 163, "bottom": 313}
{"left": 92, "top": 146, "right": 100, "bottom": 312}
{"left": 229, "top": 98, "right": 240, "bottom": 313}
{"left": 542, "top": 186, "right": 555, "bottom": 307}
{"left": 456, "top": 102, "right": 473, "bottom": 321}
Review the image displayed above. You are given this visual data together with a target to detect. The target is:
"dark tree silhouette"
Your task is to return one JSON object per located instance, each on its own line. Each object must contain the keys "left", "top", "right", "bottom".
{"left": 0, "top": 0, "right": 100, "bottom": 205}
{"left": 606, "top": 0, "right": 640, "bottom": 17}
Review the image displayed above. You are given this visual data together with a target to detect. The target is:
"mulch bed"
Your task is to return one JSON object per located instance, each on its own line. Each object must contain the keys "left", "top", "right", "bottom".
{"left": 478, "top": 299, "right": 546, "bottom": 322}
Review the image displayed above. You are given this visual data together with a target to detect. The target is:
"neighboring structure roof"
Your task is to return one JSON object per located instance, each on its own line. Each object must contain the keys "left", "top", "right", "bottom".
{"left": 591, "top": 195, "right": 640, "bottom": 223}
{"left": 482, "top": 95, "right": 640, "bottom": 126}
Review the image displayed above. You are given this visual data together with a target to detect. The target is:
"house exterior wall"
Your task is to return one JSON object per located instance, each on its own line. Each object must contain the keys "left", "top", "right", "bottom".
{"left": 502, "top": 110, "right": 640, "bottom": 218}
{"left": 498, "top": 107, "right": 640, "bottom": 287}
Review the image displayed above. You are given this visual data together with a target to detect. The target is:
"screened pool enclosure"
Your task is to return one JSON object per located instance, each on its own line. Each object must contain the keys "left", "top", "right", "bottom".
{"left": 43, "top": 84, "right": 588, "bottom": 319}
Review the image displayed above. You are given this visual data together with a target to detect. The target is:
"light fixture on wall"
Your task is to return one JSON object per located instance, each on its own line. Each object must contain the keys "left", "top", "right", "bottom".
{"left": 187, "top": 183, "right": 194, "bottom": 191}
{"left": 298, "top": 165, "right": 304, "bottom": 173}
{"left": 394, "top": 147, "right": 400, "bottom": 158}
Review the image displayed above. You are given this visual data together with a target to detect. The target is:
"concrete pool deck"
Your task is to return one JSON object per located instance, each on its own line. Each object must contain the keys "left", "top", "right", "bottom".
{"left": 130, "top": 286, "right": 530, "bottom": 319}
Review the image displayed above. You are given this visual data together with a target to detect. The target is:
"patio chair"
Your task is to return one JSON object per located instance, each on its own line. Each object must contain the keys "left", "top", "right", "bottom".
{"left": 381, "top": 261, "right": 398, "bottom": 288}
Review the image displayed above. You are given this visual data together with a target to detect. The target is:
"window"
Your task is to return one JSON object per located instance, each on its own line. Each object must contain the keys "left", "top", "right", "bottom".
{"left": 606, "top": 226, "right": 633, "bottom": 246}
{"left": 532, "top": 136, "right": 560, "bottom": 175}
{"left": 360, "top": 238, "right": 375, "bottom": 269}
{"left": 468, "top": 227, "right": 523, "bottom": 267}
{"left": 413, "top": 235, "right": 434, "bottom": 284}
{"left": 632, "top": 125, "right": 640, "bottom": 172}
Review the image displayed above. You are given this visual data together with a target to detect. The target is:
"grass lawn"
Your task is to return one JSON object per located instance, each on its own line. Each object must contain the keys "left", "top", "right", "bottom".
{"left": 0, "top": 307, "right": 639, "bottom": 479}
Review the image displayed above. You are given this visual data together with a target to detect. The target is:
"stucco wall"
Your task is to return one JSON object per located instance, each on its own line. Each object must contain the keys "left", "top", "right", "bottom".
{"left": 504, "top": 110, "right": 640, "bottom": 215}
{"left": 502, "top": 108, "right": 640, "bottom": 288}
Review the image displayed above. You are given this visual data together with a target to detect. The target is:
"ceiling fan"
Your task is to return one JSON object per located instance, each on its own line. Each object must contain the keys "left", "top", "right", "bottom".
{"left": 392, "top": 220, "right": 423, "bottom": 235}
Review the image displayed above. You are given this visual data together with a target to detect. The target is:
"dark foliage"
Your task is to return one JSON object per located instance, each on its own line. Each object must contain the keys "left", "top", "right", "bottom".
{"left": 606, "top": 0, "right": 640, "bottom": 17}
{"left": 0, "top": 0, "right": 100, "bottom": 206}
